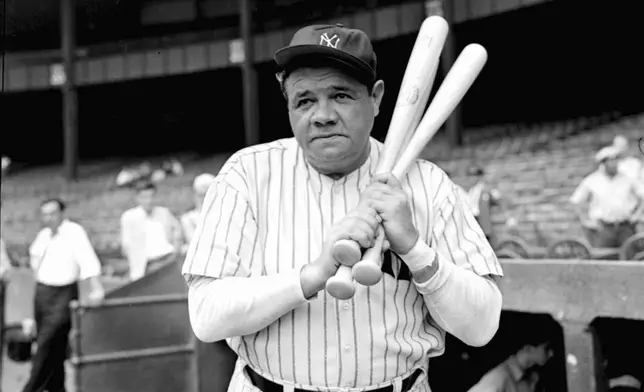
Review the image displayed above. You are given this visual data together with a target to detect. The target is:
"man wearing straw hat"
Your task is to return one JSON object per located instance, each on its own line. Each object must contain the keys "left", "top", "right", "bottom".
{"left": 183, "top": 24, "right": 502, "bottom": 392}
{"left": 570, "top": 145, "right": 644, "bottom": 248}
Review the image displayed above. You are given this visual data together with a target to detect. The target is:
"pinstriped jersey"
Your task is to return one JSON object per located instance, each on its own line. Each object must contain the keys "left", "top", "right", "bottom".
{"left": 182, "top": 137, "right": 502, "bottom": 390}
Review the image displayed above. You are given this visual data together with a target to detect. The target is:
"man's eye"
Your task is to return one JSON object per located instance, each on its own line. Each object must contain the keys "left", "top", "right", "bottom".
{"left": 296, "top": 99, "right": 313, "bottom": 107}
{"left": 335, "top": 93, "right": 351, "bottom": 100}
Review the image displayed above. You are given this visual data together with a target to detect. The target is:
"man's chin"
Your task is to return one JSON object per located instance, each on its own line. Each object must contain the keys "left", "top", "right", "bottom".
{"left": 308, "top": 151, "right": 354, "bottom": 174}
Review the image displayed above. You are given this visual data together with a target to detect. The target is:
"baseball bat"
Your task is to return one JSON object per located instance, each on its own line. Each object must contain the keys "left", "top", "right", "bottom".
{"left": 352, "top": 44, "right": 488, "bottom": 282}
{"left": 393, "top": 44, "right": 488, "bottom": 177}
{"left": 326, "top": 16, "right": 449, "bottom": 299}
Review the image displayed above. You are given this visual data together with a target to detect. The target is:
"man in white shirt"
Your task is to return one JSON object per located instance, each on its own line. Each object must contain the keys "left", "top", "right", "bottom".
{"left": 1, "top": 200, "right": 12, "bottom": 279}
{"left": 121, "top": 181, "right": 182, "bottom": 280}
{"left": 462, "top": 165, "right": 505, "bottom": 243}
{"left": 570, "top": 146, "right": 644, "bottom": 248}
{"left": 22, "top": 198, "right": 105, "bottom": 392}
{"left": 180, "top": 173, "right": 216, "bottom": 252}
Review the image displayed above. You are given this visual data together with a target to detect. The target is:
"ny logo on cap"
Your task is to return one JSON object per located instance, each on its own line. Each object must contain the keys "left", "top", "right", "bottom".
{"left": 319, "top": 33, "right": 340, "bottom": 49}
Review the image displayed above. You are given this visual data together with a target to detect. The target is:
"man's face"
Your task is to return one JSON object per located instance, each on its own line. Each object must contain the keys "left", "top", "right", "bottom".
{"left": 517, "top": 343, "right": 553, "bottom": 368}
{"left": 284, "top": 67, "right": 384, "bottom": 176}
{"left": 603, "top": 157, "right": 619, "bottom": 175}
{"left": 40, "top": 201, "right": 64, "bottom": 230}
{"left": 464, "top": 173, "right": 483, "bottom": 189}
{"left": 136, "top": 189, "right": 156, "bottom": 211}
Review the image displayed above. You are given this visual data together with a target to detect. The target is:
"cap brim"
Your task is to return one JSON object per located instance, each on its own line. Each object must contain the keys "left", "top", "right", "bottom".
{"left": 275, "top": 45, "right": 375, "bottom": 81}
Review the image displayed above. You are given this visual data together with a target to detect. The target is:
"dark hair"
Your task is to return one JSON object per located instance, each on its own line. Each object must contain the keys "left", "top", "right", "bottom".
{"left": 467, "top": 165, "right": 485, "bottom": 177}
{"left": 134, "top": 180, "right": 157, "bottom": 193}
{"left": 276, "top": 56, "right": 376, "bottom": 100}
{"left": 41, "top": 198, "right": 66, "bottom": 212}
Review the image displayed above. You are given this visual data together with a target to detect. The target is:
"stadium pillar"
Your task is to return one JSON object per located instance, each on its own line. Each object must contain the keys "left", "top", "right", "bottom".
{"left": 240, "top": 0, "right": 260, "bottom": 146}
{"left": 61, "top": 0, "right": 79, "bottom": 181}
{"left": 429, "top": 0, "right": 464, "bottom": 147}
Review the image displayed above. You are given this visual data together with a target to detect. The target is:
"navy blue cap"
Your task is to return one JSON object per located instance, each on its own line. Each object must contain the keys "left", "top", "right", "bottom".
{"left": 275, "top": 24, "right": 377, "bottom": 83}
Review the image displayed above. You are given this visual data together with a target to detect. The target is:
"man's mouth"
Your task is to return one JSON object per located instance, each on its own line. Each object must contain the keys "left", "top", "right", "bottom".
{"left": 312, "top": 134, "right": 344, "bottom": 141}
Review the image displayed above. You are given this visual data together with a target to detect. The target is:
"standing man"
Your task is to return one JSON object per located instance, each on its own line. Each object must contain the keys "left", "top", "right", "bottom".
{"left": 462, "top": 165, "right": 507, "bottom": 244}
{"left": 181, "top": 173, "right": 216, "bottom": 252}
{"left": 23, "top": 198, "right": 105, "bottom": 392}
{"left": 121, "top": 181, "right": 183, "bottom": 280}
{"left": 1, "top": 200, "right": 12, "bottom": 278}
{"left": 570, "top": 146, "right": 644, "bottom": 248}
{"left": 183, "top": 24, "right": 503, "bottom": 392}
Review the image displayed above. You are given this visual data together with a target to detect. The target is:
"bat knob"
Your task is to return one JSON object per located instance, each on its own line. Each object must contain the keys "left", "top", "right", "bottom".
{"left": 332, "top": 240, "right": 362, "bottom": 266}
{"left": 325, "top": 266, "right": 356, "bottom": 300}
{"left": 352, "top": 261, "right": 382, "bottom": 286}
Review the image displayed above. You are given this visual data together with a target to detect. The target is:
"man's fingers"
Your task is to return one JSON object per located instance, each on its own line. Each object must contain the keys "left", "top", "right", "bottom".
{"left": 363, "top": 182, "right": 395, "bottom": 196}
{"left": 350, "top": 208, "right": 381, "bottom": 232}
{"left": 346, "top": 222, "right": 376, "bottom": 249}
{"left": 371, "top": 173, "right": 403, "bottom": 189}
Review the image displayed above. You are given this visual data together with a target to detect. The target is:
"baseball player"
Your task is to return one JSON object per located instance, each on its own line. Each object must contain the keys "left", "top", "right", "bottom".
{"left": 183, "top": 24, "right": 503, "bottom": 392}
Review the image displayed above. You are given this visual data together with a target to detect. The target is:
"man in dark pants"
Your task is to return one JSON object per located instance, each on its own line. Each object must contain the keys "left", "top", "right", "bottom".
{"left": 23, "top": 198, "right": 105, "bottom": 392}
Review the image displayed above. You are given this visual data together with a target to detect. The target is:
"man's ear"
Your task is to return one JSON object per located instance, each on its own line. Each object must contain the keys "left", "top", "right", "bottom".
{"left": 371, "top": 80, "right": 385, "bottom": 117}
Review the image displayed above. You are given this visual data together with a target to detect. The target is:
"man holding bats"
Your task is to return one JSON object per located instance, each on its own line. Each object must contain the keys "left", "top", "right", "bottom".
{"left": 183, "top": 23, "right": 503, "bottom": 392}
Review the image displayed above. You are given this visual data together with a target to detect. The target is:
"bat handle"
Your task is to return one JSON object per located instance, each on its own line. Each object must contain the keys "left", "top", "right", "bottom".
{"left": 332, "top": 239, "right": 362, "bottom": 265}
{"left": 325, "top": 265, "right": 356, "bottom": 300}
{"left": 352, "top": 226, "right": 384, "bottom": 286}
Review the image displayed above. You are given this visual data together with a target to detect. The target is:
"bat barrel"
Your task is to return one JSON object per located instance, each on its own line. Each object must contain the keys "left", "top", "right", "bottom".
{"left": 393, "top": 43, "right": 488, "bottom": 178}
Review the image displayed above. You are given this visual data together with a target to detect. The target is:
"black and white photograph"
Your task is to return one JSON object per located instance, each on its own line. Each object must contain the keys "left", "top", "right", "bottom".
{"left": 1, "top": 0, "right": 643, "bottom": 391}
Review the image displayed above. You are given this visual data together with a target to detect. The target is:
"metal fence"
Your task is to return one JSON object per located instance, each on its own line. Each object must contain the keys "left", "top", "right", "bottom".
{"left": 68, "top": 262, "right": 236, "bottom": 392}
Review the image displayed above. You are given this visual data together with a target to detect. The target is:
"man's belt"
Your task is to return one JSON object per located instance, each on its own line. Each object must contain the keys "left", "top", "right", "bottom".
{"left": 246, "top": 366, "right": 422, "bottom": 392}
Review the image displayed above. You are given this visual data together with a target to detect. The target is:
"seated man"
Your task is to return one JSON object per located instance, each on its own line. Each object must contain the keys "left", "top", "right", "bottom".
{"left": 467, "top": 342, "right": 552, "bottom": 392}
{"left": 120, "top": 181, "right": 183, "bottom": 280}
{"left": 181, "top": 173, "right": 215, "bottom": 252}
{"left": 570, "top": 146, "right": 644, "bottom": 249}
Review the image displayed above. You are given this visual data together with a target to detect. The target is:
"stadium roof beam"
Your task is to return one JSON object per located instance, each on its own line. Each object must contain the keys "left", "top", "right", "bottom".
{"left": 240, "top": 0, "right": 260, "bottom": 147}
{"left": 435, "top": 0, "right": 464, "bottom": 147}
{"left": 62, "top": 0, "right": 79, "bottom": 181}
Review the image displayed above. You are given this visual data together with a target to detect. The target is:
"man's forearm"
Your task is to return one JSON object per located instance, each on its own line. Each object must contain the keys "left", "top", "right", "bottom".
{"left": 401, "top": 240, "right": 502, "bottom": 347}
{"left": 188, "top": 268, "right": 309, "bottom": 343}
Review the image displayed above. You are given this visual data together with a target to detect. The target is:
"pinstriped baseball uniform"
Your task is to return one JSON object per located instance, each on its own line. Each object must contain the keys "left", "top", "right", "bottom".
{"left": 183, "top": 137, "right": 502, "bottom": 392}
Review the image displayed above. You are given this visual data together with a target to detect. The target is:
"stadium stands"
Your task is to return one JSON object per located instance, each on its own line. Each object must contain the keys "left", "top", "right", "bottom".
{"left": 1, "top": 113, "right": 642, "bottom": 272}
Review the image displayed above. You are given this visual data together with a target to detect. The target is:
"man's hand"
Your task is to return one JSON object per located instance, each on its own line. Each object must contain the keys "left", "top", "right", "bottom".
{"left": 361, "top": 173, "right": 419, "bottom": 255}
{"left": 320, "top": 204, "right": 381, "bottom": 272}
{"left": 87, "top": 287, "right": 105, "bottom": 306}
{"left": 300, "top": 204, "right": 380, "bottom": 299}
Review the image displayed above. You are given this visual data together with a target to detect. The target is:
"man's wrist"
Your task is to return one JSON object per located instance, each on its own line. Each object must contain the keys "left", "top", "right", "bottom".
{"left": 299, "top": 261, "right": 333, "bottom": 300}
{"left": 399, "top": 238, "right": 436, "bottom": 273}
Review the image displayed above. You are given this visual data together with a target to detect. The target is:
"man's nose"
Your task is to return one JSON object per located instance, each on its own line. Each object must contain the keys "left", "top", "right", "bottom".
{"left": 311, "top": 100, "right": 338, "bottom": 126}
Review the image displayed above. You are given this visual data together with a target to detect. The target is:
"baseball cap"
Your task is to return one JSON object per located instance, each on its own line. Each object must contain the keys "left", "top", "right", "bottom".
{"left": 595, "top": 146, "right": 620, "bottom": 162}
{"left": 193, "top": 173, "right": 215, "bottom": 194}
{"left": 274, "top": 24, "right": 377, "bottom": 84}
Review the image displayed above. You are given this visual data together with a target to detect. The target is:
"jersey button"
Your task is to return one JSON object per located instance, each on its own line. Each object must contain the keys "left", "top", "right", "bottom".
{"left": 343, "top": 303, "right": 350, "bottom": 310}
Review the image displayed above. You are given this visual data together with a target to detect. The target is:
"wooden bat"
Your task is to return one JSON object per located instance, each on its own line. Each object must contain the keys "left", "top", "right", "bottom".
{"left": 325, "top": 16, "right": 449, "bottom": 300}
{"left": 351, "top": 44, "right": 489, "bottom": 291}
